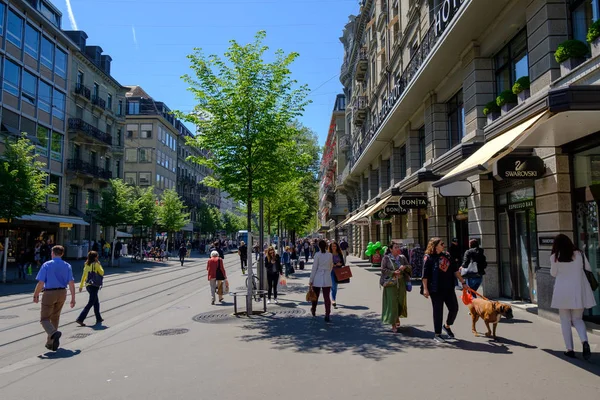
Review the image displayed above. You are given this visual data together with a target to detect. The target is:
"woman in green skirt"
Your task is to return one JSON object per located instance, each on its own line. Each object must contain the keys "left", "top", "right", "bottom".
{"left": 380, "top": 241, "right": 411, "bottom": 333}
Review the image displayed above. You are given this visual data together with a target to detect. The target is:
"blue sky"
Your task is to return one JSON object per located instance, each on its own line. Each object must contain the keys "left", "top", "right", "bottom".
{"left": 61, "top": 0, "right": 359, "bottom": 145}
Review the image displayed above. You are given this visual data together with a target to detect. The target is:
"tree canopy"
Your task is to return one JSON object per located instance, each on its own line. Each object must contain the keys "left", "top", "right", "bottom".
{"left": 157, "top": 189, "right": 190, "bottom": 236}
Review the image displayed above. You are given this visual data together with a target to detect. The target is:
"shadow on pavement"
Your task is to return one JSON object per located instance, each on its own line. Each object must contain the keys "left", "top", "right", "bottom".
{"left": 38, "top": 348, "right": 82, "bottom": 359}
{"left": 500, "top": 318, "right": 533, "bottom": 324}
{"left": 542, "top": 349, "right": 600, "bottom": 377}
{"left": 338, "top": 305, "right": 370, "bottom": 311}
{"left": 90, "top": 324, "right": 108, "bottom": 331}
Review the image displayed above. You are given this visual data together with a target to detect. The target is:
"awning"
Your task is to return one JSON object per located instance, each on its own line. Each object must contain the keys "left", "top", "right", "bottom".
{"left": 433, "top": 111, "right": 548, "bottom": 187}
{"left": 116, "top": 231, "right": 133, "bottom": 238}
{"left": 17, "top": 213, "right": 90, "bottom": 226}
{"left": 362, "top": 195, "right": 393, "bottom": 217}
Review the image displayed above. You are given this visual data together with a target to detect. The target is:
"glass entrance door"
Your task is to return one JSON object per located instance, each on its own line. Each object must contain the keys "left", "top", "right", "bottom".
{"left": 576, "top": 199, "right": 600, "bottom": 319}
{"left": 498, "top": 212, "right": 512, "bottom": 298}
{"left": 514, "top": 211, "right": 537, "bottom": 302}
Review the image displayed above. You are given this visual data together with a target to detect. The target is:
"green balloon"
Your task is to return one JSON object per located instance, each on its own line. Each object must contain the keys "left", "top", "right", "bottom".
{"left": 382, "top": 246, "right": 388, "bottom": 253}
{"left": 364, "top": 249, "right": 372, "bottom": 256}
{"left": 368, "top": 242, "right": 374, "bottom": 247}
{"left": 375, "top": 241, "right": 381, "bottom": 248}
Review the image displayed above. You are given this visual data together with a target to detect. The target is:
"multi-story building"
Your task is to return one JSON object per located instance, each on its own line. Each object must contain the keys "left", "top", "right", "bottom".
{"left": 0, "top": 0, "right": 89, "bottom": 253}
{"left": 124, "top": 86, "right": 179, "bottom": 197}
{"left": 336, "top": 0, "right": 600, "bottom": 323}
{"left": 318, "top": 94, "right": 348, "bottom": 240}
{"left": 63, "top": 30, "right": 127, "bottom": 246}
{"left": 219, "top": 191, "right": 235, "bottom": 214}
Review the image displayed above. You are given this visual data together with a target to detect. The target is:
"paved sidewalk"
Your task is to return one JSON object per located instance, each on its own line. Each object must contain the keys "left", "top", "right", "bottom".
{"left": 0, "top": 253, "right": 598, "bottom": 399}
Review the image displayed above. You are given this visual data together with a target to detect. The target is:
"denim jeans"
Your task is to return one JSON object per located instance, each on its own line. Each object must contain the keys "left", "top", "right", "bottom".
{"left": 77, "top": 286, "right": 102, "bottom": 323}
{"left": 466, "top": 276, "right": 483, "bottom": 297}
{"left": 330, "top": 270, "right": 338, "bottom": 301}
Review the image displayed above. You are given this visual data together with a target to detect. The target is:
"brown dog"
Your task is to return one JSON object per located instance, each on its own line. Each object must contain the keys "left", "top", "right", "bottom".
{"left": 467, "top": 298, "right": 513, "bottom": 339}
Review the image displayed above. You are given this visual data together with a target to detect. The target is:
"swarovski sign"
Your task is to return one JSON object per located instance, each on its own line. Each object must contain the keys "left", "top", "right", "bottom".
{"left": 434, "top": 0, "right": 465, "bottom": 37}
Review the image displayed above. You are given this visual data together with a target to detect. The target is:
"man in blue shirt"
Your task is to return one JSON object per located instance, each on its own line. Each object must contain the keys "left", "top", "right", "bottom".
{"left": 33, "top": 245, "right": 76, "bottom": 351}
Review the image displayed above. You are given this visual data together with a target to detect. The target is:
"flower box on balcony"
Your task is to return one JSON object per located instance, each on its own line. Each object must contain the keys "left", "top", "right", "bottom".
{"left": 496, "top": 91, "right": 517, "bottom": 116}
{"left": 555, "top": 39, "right": 589, "bottom": 76}
{"left": 483, "top": 101, "right": 500, "bottom": 125}
{"left": 587, "top": 20, "right": 600, "bottom": 58}
{"left": 512, "top": 76, "right": 530, "bottom": 105}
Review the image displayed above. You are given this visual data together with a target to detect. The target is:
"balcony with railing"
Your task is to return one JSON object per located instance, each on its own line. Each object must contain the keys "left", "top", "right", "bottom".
{"left": 68, "top": 118, "right": 112, "bottom": 146}
{"left": 355, "top": 47, "right": 368, "bottom": 82}
{"left": 336, "top": 162, "right": 351, "bottom": 188}
{"left": 67, "top": 159, "right": 112, "bottom": 180}
{"left": 352, "top": 96, "right": 368, "bottom": 127}
{"left": 92, "top": 95, "right": 106, "bottom": 109}
{"left": 338, "top": 134, "right": 350, "bottom": 151}
{"left": 73, "top": 83, "right": 91, "bottom": 100}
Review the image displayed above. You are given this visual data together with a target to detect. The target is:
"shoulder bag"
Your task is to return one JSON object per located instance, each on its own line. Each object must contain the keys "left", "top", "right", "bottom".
{"left": 86, "top": 262, "right": 103, "bottom": 288}
{"left": 381, "top": 255, "right": 399, "bottom": 287}
{"left": 582, "top": 251, "right": 599, "bottom": 291}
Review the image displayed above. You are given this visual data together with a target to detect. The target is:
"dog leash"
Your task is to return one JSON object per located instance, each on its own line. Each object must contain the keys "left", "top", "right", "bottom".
{"left": 464, "top": 286, "right": 489, "bottom": 301}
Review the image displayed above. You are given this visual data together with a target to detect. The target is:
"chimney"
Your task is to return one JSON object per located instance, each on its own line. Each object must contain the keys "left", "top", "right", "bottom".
{"left": 101, "top": 55, "right": 112, "bottom": 75}
{"left": 64, "top": 30, "right": 88, "bottom": 53}
{"left": 85, "top": 45, "right": 103, "bottom": 67}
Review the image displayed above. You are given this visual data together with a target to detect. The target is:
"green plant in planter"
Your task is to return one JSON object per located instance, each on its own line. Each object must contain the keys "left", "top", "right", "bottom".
{"left": 483, "top": 101, "right": 500, "bottom": 116}
{"left": 587, "top": 20, "right": 600, "bottom": 43}
{"left": 512, "top": 76, "right": 530, "bottom": 95}
{"left": 496, "top": 90, "right": 517, "bottom": 107}
{"left": 554, "top": 39, "right": 589, "bottom": 63}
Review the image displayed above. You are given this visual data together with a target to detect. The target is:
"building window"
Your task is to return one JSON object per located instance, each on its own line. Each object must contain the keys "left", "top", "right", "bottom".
{"left": 116, "top": 160, "right": 121, "bottom": 178}
{"left": 38, "top": 81, "right": 52, "bottom": 113}
{"left": 418, "top": 126, "right": 426, "bottom": 166}
{"left": 118, "top": 100, "right": 123, "bottom": 116}
{"left": 25, "top": 24, "right": 40, "bottom": 59}
{"left": 36, "top": 126, "right": 49, "bottom": 156}
{"left": 116, "top": 128, "right": 122, "bottom": 146}
{"left": 125, "top": 172, "right": 137, "bottom": 185}
{"left": 139, "top": 148, "right": 151, "bottom": 163}
{"left": 77, "top": 70, "right": 84, "bottom": 86}
{"left": 93, "top": 82, "right": 99, "bottom": 98}
{"left": 447, "top": 89, "right": 465, "bottom": 148}
{"left": 399, "top": 145, "right": 407, "bottom": 180}
{"left": 40, "top": 1, "right": 61, "bottom": 27}
{"left": 22, "top": 71, "right": 37, "bottom": 105}
{"left": 125, "top": 149, "right": 137, "bottom": 162}
{"left": 495, "top": 29, "right": 528, "bottom": 95}
{"left": 7, "top": 9, "right": 23, "bottom": 48}
{"left": 3, "top": 59, "right": 20, "bottom": 97}
{"left": 41, "top": 36, "right": 54, "bottom": 70}
{"left": 52, "top": 89, "right": 66, "bottom": 120}
{"left": 139, "top": 172, "right": 151, "bottom": 186}
{"left": 126, "top": 124, "right": 138, "bottom": 139}
{"left": 127, "top": 101, "right": 140, "bottom": 115}
{"left": 55, "top": 49, "right": 67, "bottom": 78}
{"left": 140, "top": 124, "right": 153, "bottom": 139}
{"left": 0, "top": 4, "right": 4, "bottom": 36}
{"left": 572, "top": 0, "right": 600, "bottom": 42}
{"left": 86, "top": 190, "right": 96, "bottom": 209}
{"left": 51, "top": 132, "right": 63, "bottom": 161}
{"left": 104, "top": 156, "right": 111, "bottom": 173}
{"left": 107, "top": 94, "right": 113, "bottom": 111}
{"left": 48, "top": 174, "right": 60, "bottom": 204}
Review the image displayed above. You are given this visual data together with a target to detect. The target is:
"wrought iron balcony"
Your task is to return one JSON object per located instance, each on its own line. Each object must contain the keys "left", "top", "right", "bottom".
{"left": 355, "top": 47, "right": 368, "bottom": 82}
{"left": 74, "top": 83, "right": 91, "bottom": 100}
{"left": 92, "top": 95, "right": 106, "bottom": 109}
{"left": 352, "top": 96, "right": 368, "bottom": 126}
{"left": 67, "top": 159, "right": 112, "bottom": 180}
{"left": 68, "top": 118, "right": 112, "bottom": 146}
{"left": 338, "top": 134, "right": 350, "bottom": 151}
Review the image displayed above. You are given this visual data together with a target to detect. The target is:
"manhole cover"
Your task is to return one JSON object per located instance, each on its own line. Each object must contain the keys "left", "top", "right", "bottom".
{"left": 192, "top": 311, "right": 234, "bottom": 324}
{"left": 271, "top": 309, "right": 307, "bottom": 318}
{"left": 0, "top": 315, "right": 18, "bottom": 319}
{"left": 70, "top": 333, "right": 92, "bottom": 339}
{"left": 153, "top": 328, "right": 189, "bottom": 336}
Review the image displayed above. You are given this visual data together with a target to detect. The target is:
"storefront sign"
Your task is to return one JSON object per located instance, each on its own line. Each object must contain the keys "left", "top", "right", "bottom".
{"left": 383, "top": 204, "right": 408, "bottom": 215}
{"left": 399, "top": 197, "right": 428, "bottom": 209}
{"left": 439, "top": 180, "right": 473, "bottom": 197}
{"left": 508, "top": 200, "right": 534, "bottom": 211}
{"left": 354, "top": 218, "right": 371, "bottom": 226}
{"left": 538, "top": 236, "right": 555, "bottom": 246}
{"left": 373, "top": 210, "right": 392, "bottom": 220}
{"left": 434, "top": 0, "right": 465, "bottom": 37}
{"left": 494, "top": 156, "right": 545, "bottom": 180}
{"left": 59, "top": 223, "right": 73, "bottom": 228}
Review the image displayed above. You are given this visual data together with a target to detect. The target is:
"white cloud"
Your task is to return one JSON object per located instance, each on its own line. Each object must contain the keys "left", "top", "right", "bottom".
{"left": 65, "top": 0, "right": 78, "bottom": 30}
{"left": 132, "top": 26, "right": 138, "bottom": 48}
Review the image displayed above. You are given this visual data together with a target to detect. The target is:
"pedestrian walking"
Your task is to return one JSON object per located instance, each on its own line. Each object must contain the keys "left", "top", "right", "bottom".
{"left": 303, "top": 240, "right": 310, "bottom": 262}
{"left": 550, "top": 234, "right": 596, "bottom": 360}
{"left": 32, "top": 245, "right": 76, "bottom": 351}
{"left": 282, "top": 246, "right": 292, "bottom": 278}
{"left": 178, "top": 243, "right": 187, "bottom": 266}
{"left": 76, "top": 251, "right": 104, "bottom": 326}
{"left": 265, "top": 247, "right": 282, "bottom": 304}
{"left": 329, "top": 241, "right": 345, "bottom": 309}
{"left": 410, "top": 244, "right": 424, "bottom": 279}
{"left": 34, "top": 241, "right": 42, "bottom": 268}
{"left": 290, "top": 246, "right": 299, "bottom": 272}
{"left": 380, "top": 241, "right": 411, "bottom": 333}
{"left": 422, "top": 237, "right": 467, "bottom": 343}
{"left": 238, "top": 241, "right": 248, "bottom": 274}
{"left": 207, "top": 251, "right": 227, "bottom": 305}
{"left": 210, "top": 241, "right": 224, "bottom": 259}
{"left": 339, "top": 238, "right": 349, "bottom": 257}
{"left": 309, "top": 239, "right": 333, "bottom": 322}
{"left": 460, "top": 239, "right": 487, "bottom": 296}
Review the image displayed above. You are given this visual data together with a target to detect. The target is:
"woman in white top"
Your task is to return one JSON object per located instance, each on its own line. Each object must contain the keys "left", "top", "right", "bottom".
{"left": 309, "top": 239, "right": 333, "bottom": 322}
{"left": 550, "top": 234, "right": 596, "bottom": 360}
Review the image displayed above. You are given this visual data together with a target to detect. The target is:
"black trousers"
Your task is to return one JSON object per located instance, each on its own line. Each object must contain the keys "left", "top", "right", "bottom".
{"left": 304, "top": 250, "right": 309, "bottom": 262}
{"left": 430, "top": 288, "right": 458, "bottom": 335}
{"left": 266, "top": 273, "right": 279, "bottom": 300}
{"left": 179, "top": 255, "right": 185, "bottom": 266}
{"left": 240, "top": 257, "right": 247, "bottom": 271}
{"left": 77, "top": 286, "right": 102, "bottom": 322}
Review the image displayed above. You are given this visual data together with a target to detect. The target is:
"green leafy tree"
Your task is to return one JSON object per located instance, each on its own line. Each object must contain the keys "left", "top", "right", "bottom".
{"left": 132, "top": 186, "right": 157, "bottom": 236}
{"left": 176, "top": 31, "right": 312, "bottom": 231}
{"left": 157, "top": 189, "right": 190, "bottom": 249}
{"left": 222, "top": 210, "right": 244, "bottom": 235}
{"left": 0, "top": 135, "right": 54, "bottom": 222}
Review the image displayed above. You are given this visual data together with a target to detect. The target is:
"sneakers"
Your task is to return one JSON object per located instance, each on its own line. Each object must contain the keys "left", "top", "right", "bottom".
{"left": 443, "top": 325, "right": 455, "bottom": 338}
{"left": 433, "top": 335, "right": 445, "bottom": 344}
{"left": 75, "top": 320, "right": 86, "bottom": 327}
{"left": 50, "top": 331, "right": 62, "bottom": 351}
{"left": 274, "top": 299, "right": 278, "bottom": 304}
{"left": 583, "top": 342, "right": 591, "bottom": 360}
{"left": 267, "top": 300, "right": 271, "bottom": 304}
{"left": 211, "top": 299, "right": 215, "bottom": 305}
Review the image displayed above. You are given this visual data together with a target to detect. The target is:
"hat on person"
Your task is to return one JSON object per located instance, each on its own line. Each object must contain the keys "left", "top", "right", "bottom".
{"left": 210, "top": 251, "right": 219, "bottom": 257}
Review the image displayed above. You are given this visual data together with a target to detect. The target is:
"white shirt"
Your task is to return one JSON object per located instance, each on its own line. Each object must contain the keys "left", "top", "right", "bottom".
{"left": 310, "top": 251, "right": 333, "bottom": 288}
{"left": 550, "top": 252, "right": 597, "bottom": 310}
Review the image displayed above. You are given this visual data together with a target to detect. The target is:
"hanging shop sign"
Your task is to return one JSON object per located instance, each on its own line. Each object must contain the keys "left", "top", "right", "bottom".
{"left": 59, "top": 223, "right": 73, "bottom": 228}
{"left": 353, "top": 218, "right": 371, "bottom": 226}
{"left": 493, "top": 156, "right": 545, "bottom": 180}
{"left": 373, "top": 210, "right": 393, "bottom": 221}
{"left": 399, "top": 197, "right": 428, "bottom": 209}
{"left": 538, "top": 236, "right": 555, "bottom": 246}
{"left": 439, "top": 180, "right": 473, "bottom": 197}
{"left": 383, "top": 204, "right": 409, "bottom": 215}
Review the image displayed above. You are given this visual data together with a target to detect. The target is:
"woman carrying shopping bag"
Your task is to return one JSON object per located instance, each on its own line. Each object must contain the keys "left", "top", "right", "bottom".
{"left": 206, "top": 251, "right": 228, "bottom": 305}
{"left": 329, "top": 241, "right": 345, "bottom": 309}
{"left": 309, "top": 240, "right": 333, "bottom": 322}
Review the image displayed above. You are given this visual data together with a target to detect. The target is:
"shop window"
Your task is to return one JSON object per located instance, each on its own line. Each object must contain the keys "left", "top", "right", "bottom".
{"left": 38, "top": 81, "right": 52, "bottom": 113}
{"left": 3, "top": 59, "right": 21, "bottom": 97}
{"left": 573, "top": 145, "right": 600, "bottom": 187}
{"left": 25, "top": 23, "right": 40, "bottom": 59}
{"left": 22, "top": 71, "right": 37, "bottom": 105}
{"left": 41, "top": 36, "right": 54, "bottom": 70}
{"left": 7, "top": 9, "right": 23, "bottom": 48}
{"left": 447, "top": 89, "right": 465, "bottom": 148}
{"left": 495, "top": 29, "right": 528, "bottom": 95}
{"left": 418, "top": 126, "right": 426, "bottom": 166}
{"left": 55, "top": 49, "right": 67, "bottom": 78}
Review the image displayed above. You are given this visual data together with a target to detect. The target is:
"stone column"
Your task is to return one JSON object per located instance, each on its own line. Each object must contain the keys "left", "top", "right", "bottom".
{"left": 405, "top": 130, "right": 421, "bottom": 176}
{"left": 467, "top": 174, "right": 498, "bottom": 298}
{"left": 462, "top": 44, "right": 494, "bottom": 140}
{"left": 424, "top": 96, "right": 448, "bottom": 161}
{"left": 407, "top": 209, "right": 420, "bottom": 242}
{"left": 427, "top": 187, "right": 447, "bottom": 242}
{"left": 391, "top": 145, "right": 406, "bottom": 185}
{"left": 362, "top": 176, "right": 369, "bottom": 204}
{"left": 361, "top": 225, "right": 370, "bottom": 260}
{"left": 369, "top": 167, "right": 379, "bottom": 200}
{"left": 534, "top": 148, "right": 573, "bottom": 321}
{"left": 380, "top": 158, "right": 390, "bottom": 193}
{"left": 526, "top": 0, "right": 569, "bottom": 94}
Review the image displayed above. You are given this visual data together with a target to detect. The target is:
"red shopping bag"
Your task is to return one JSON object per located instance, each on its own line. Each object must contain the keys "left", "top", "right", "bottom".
{"left": 461, "top": 287, "right": 473, "bottom": 305}
{"left": 279, "top": 276, "right": 287, "bottom": 287}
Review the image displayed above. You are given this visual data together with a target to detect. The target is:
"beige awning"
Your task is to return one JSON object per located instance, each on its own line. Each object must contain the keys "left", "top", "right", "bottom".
{"left": 362, "top": 195, "right": 394, "bottom": 217}
{"left": 433, "top": 111, "right": 549, "bottom": 187}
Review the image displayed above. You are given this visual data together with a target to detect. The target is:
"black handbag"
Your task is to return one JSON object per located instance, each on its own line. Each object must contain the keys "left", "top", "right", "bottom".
{"left": 582, "top": 252, "right": 599, "bottom": 291}
{"left": 86, "top": 262, "right": 103, "bottom": 287}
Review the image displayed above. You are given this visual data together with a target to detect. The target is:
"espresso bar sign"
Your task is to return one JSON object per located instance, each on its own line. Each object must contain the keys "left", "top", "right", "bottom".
{"left": 399, "top": 197, "right": 428, "bottom": 209}
{"left": 494, "top": 156, "right": 545, "bottom": 180}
